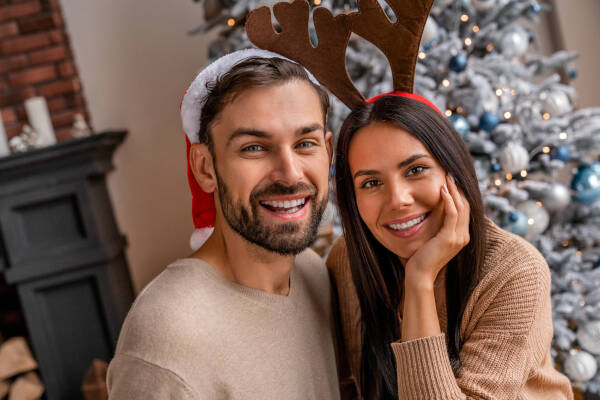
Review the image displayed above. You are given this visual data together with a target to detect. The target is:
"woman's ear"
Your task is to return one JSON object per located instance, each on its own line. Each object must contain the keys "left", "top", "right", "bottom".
{"left": 189, "top": 143, "right": 217, "bottom": 193}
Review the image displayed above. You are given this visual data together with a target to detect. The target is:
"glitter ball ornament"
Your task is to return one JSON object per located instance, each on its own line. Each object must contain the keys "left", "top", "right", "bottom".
{"left": 564, "top": 351, "right": 598, "bottom": 382}
{"left": 449, "top": 114, "right": 470, "bottom": 137}
{"left": 577, "top": 321, "right": 600, "bottom": 355}
{"left": 540, "top": 90, "right": 572, "bottom": 116}
{"left": 502, "top": 211, "right": 528, "bottom": 236}
{"left": 499, "top": 142, "right": 529, "bottom": 173}
{"left": 471, "top": 0, "right": 497, "bottom": 12}
{"left": 491, "top": 163, "right": 502, "bottom": 172}
{"left": 449, "top": 54, "right": 468, "bottom": 72}
{"left": 543, "top": 183, "right": 571, "bottom": 212}
{"left": 500, "top": 25, "right": 530, "bottom": 58}
{"left": 569, "top": 69, "right": 578, "bottom": 79}
{"left": 421, "top": 17, "right": 439, "bottom": 50}
{"left": 571, "top": 164, "right": 600, "bottom": 204}
{"left": 479, "top": 111, "right": 500, "bottom": 132}
{"left": 517, "top": 200, "right": 549, "bottom": 236}
{"left": 550, "top": 146, "right": 571, "bottom": 162}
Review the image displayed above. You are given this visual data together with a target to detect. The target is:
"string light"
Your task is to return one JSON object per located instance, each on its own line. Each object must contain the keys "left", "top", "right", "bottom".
{"left": 506, "top": 173, "right": 513, "bottom": 180}
{"left": 536, "top": 201, "right": 543, "bottom": 207}
{"left": 542, "top": 112, "right": 551, "bottom": 120}
{"left": 495, "top": 89, "right": 503, "bottom": 96}
{"left": 486, "top": 43, "right": 494, "bottom": 52}
{"left": 494, "top": 178, "right": 502, "bottom": 186}
{"left": 461, "top": 14, "right": 469, "bottom": 22}
{"left": 504, "top": 111, "right": 512, "bottom": 119}
{"left": 542, "top": 146, "right": 551, "bottom": 153}
{"left": 562, "top": 241, "right": 570, "bottom": 247}
{"left": 528, "top": 218, "right": 535, "bottom": 225}
{"left": 576, "top": 251, "right": 582, "bottom": 256}
{"left": 465, "top": 37, "right": 472, "bottom": 46}
{"left": 418, "top": 51, "right": 427, "bottom": 60}
{"left": 444, "top": 109, "right": 453, "bottom": 117}
{"left": 559, "top": 131, "right": 568, "bottom": 140}
{"left": 580, "top": 300, "right": 586, "bottom": 307}
{"left": 227, "top": 18, "right": 236, "bottom": 27}
{"left": 314, "top": 0, "right": 322, "bottom": 4}
{"left": 442, "top": 79, "right": 451, "bottom": 88}
{"left": 456, "top": 106, "right": 463, "bottom": 113}
{"left": 511, "top": 89, "right": 518, "bottom": 96}
{"left": 473, "top": 25, "right": 479, "bottom": 32}
{"left": 520, "top": 169, "right": 527, "bottom": 178}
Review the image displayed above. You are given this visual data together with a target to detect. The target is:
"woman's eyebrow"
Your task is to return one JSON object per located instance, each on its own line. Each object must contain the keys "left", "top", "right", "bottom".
{"left": 353, "top": 154, "right": 429, "bottom": 180}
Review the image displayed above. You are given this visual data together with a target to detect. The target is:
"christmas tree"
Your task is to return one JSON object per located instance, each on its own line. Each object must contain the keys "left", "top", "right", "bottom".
{"left": 191, "top": 0, "right": 600, "bottom": 394}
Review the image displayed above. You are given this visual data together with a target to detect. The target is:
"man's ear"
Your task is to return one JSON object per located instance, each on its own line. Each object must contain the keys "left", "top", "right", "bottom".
{"left": 325, "top": 131, "right": 333, "bottom": 164}
{"left": 189, "top": 143, "right": 217, "bottom": 193}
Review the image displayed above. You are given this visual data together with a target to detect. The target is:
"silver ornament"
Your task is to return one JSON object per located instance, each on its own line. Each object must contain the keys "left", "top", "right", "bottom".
{"left": 540, "top": 90, "right": 572, "bottom": 117}
{"left": 471, "top": 0, "right": 498, "bottom": 12}
{"left": 421, "top": 17, "right": 439, "bottom": 49}
{"left": 500, "top": 25, "right": 530, "bottom": 58}
{"left": 499, "top": 142, "right": 529, "bottom": 173}
{"left": 578, "top": 321, "right": 600, "bottom": 355}
{"left": 517, "top": 200, "right": 549, "bottom": 236}
{"left": 564, "top": 351, "right": 598, "bottom": 382}
{"left": 542, "top": 183, "right": 571, "bottom": 213}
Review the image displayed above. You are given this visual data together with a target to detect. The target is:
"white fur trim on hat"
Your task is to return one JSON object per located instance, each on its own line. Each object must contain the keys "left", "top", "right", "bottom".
{"left": 190, "top": 227, "right": 215, "bottom": 251}
{"left": 181, "top": 48, "right": 320, "bottom": 144}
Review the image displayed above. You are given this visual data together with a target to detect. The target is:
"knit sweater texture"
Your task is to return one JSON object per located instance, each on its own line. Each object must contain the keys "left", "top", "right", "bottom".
{"left": 326, "top": 218, "right": 573, "bottom": 400}
{"left": 107, "top": 249, "right": 340, "bottom": 399}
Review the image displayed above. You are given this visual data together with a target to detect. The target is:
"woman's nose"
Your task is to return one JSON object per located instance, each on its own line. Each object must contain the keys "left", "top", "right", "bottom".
{"left": 388, "top": 181, "right": 414, "bottom": 209}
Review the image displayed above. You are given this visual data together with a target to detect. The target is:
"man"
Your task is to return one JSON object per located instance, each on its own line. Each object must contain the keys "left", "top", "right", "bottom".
{"left": 106, "top": 49, "right": 340, "bottom": 399}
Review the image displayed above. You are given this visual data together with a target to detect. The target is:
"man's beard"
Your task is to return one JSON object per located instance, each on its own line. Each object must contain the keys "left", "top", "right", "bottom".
{"left": 216, "top": 173, "right": 327, "bottom": 255}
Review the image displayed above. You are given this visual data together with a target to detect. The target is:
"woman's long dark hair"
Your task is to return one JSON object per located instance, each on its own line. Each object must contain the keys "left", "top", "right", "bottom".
{"left": 335, "top": 96, "right": 487, "bottom": 400}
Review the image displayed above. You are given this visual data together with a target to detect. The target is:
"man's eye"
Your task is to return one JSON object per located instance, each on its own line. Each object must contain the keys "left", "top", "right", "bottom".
{"left": 407, "top": 166, "right": 428, "bottom": 176}
{"left": 360, "top": 179, "right": 382, "bottom": 189}
{"left": 242, "top": 144, "right": 264, "bottom": 152}
{"left": 297, "top": 141, "right": 316, "bottom": 149}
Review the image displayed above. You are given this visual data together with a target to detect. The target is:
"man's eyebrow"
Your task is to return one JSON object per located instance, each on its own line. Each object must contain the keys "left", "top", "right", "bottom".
{"left": 352, "top": 154, "right": 430, "bottom": 180}
{"left": 226, "top": 129, "right": 271, "bottom": 146}
{"left": 296, "top": 123, "right": 324, "bottom": 137}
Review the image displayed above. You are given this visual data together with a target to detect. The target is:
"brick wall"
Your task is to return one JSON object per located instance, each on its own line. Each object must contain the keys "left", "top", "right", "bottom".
{"left": 0, "top": 0, "right": 90, "bottom": 142}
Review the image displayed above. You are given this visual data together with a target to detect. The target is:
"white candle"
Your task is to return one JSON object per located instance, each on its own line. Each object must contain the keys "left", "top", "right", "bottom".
{"left": 25, "top": 96, "right": 56, "bottom": 147}
{"left": 0, "top": 111, "right": 10, "bottom": 157}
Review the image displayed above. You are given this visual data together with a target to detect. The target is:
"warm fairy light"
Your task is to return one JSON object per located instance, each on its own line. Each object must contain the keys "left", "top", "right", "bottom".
{"left": 520, "top": 169, "right": 527, "bottom": 178}
{"left": 456, "top": 106, "right": 464, "bottom": 113}
{"left": 506, "top": 173, "right": 513, "bottom": 180}
{"left": 496, "top": 89, "right": 503, "bottom": 96}
{"left": 461, "top": 14, "right": 469, "bottom": 22}
{"left": 542, "top": 146, "right": 551, "bottom": 153}
{"left": 444, "top": 109, "right": 453, "bottom": 117}
{"left": 542, "top": 112, "right": 551, "bottom": 120}
{"left": 473, "top": 25, "right": 479, "bottom": 32}
{"left": 465, "top": 37, "right": 472, "bottom": 46}
{"left": 486, "top": 43, "right": 494, "bottom": 51}
{"left": 562, "top": 241, "right": 570, "bottom": 247}
{"left": 418, "top": 51, "right": 427, "bottom": 60}
{"left": 528, "top": 218, "right": 535, "bottom": 225}
{"left": 494, "top": 178, "right": 502, "bottom": 186}
{"left": 314, "top": 0, "right": 322, "bottom": 5}
{"left": 504, "top": 111, "right": 512, "bottom": 119}
{"left": 576, "top": 251, "right": 582, "bottom": 256}
{"left": 511, "top": 89, "right": 518, "bottom": 96}
{"left": 580, "top": 301, "right": 586, "bottom": 307}
{"left": 442, "top": 79, "right": 451, "bottom": 88}
{"left": 559, "top": 131, "right": 568, "bottom": 140}
{"left": 572, "top": 279, "right": 581, "bottom": 286}
{"left": 227, "top": 18, "right": 236, "bottom": 27}
{"left": 536, "top": 201, "right": 543, "bottom": 207}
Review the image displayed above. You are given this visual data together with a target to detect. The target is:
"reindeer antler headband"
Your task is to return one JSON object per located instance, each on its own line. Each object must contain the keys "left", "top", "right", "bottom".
{"left": 246, "top": 0, "right": 438, "bottom": 111}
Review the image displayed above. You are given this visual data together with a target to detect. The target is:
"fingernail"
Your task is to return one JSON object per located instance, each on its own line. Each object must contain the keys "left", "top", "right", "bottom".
{"left": 443, "top": 184, "right": 449, "bottom": 193}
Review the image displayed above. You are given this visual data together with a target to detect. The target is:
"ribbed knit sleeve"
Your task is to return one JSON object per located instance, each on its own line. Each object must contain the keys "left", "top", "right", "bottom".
{"left": 391, "top": 234, "right": 553, "bottom": 400}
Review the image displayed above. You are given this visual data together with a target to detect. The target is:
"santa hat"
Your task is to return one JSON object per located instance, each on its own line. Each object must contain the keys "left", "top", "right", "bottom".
{"left": 181, "top": 48, "right": 320, "bottom": 251}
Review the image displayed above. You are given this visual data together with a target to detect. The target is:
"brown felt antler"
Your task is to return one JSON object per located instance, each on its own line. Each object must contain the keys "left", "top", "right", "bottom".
{"left": 246, "top": 0, "right": 365, "bottom": 109}
{"left": 345, "top": 0, "right": 434, "bottom": 93}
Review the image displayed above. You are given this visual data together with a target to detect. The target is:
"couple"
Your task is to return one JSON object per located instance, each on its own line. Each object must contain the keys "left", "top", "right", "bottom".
{"left": 106, "top": 2, "right": 573, "bottom": 399}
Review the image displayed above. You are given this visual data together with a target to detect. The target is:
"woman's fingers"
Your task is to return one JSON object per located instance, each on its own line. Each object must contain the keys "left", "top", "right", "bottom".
{"left": 440, "top": 176, "right": 458, "bottom": 237}
{"left": 447, "top": 175, "right": 471, "bottom": 246}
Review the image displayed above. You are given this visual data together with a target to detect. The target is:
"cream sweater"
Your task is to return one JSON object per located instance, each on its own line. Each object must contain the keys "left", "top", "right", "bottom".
{"left": 327, "top": 218, "right": 573, "bottom": 399}
{"left": 107, "top": 249, "right": 340, "bottom": 399}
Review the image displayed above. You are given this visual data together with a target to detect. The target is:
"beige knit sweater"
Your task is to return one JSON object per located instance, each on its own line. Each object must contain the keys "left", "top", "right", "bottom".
{"left": 326, "top": 218, "right": 573, "bottom": 399}
{"left": 107, "top": 249, "right": 340, "bottom": 399}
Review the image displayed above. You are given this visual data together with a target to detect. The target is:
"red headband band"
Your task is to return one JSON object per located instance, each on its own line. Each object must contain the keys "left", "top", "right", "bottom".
{"left": 366, "top": 91, "right": 444, "bottom": 116}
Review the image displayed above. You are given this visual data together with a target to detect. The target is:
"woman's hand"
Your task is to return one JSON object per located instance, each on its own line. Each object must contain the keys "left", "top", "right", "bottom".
{"left": 404, "top": 174, "right": 471, "bottom": 289}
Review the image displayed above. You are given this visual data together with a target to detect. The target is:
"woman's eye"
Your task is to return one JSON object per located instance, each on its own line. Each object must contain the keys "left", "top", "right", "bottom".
{"left": 242, "top": 144, "right": 264, "bottom": 152}
{"left": 361, "top": 179, "right": 382, "bottom": 189}
{"left": 407, "top": 165, "right": 427, "bottom": 176}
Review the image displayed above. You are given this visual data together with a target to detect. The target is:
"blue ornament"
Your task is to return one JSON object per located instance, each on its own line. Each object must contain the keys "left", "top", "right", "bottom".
{"left": 449, "top": 54, "right": 468, "bottom": 72}
{"left": 491, "top": 163, "right": 502, "bottom": 172}
{"left": 571, "top": 165, "right": 600, "bottom": 204}
{"left": 503, "top": 211, "right": 528, "bottom": 236}
{"left": 449, "top": 114, "right": 470, "bottom": 137}
{"left": 550, "top": 146, "right": 571, "bottom": 162}
{"left": 530, "top": 3, "right": 541, "bottom": 13}
{"left": 526, "top": 28, "right": 535, "bottom": 43}
{"left": 569, "top": 69, "right": 578, "bottom": 79}
{"left": 595, "top": 259, "right": 600, "bottom": 269}
{"left": 479, "top": 111, "right": 500, "bottom": 132}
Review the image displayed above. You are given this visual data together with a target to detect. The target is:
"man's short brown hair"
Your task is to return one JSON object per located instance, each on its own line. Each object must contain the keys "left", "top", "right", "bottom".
{"left": 198, "top": 57, "right": 330, "bottom": 154}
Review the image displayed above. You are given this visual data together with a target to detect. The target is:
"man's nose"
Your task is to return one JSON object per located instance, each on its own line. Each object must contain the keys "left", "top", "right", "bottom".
{"left": 270, "top": 148, "right": 303, "bottom": 185}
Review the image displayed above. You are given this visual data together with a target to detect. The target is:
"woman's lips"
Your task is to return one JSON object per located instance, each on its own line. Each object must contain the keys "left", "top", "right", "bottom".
{"left": 384, "top": 212, "right": 430, "bottom": 238}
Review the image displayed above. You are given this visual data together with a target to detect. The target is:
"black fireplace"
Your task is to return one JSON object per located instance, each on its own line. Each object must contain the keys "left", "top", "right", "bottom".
{"left": 0, "top": 131, "right": 135, "bottom": 399}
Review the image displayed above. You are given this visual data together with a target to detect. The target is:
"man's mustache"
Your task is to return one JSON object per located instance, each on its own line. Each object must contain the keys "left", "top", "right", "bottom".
{"left": 251, "top": 182, "right": 317, "bottom": 200}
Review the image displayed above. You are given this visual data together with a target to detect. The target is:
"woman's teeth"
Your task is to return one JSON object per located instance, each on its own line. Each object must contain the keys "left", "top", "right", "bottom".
{"left": 388, "top": 214, "right": 426, "bottom": 231}
{"left": 260, "top": 198, "right": 306, "bottom": 213}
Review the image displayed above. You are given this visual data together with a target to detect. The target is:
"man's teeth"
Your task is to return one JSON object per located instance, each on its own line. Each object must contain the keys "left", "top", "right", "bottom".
{"left": 260, "top": 198, "right": 306, "bottom": 213}
{"left": 388, "top": 214, "right": 426, "bottom": 231}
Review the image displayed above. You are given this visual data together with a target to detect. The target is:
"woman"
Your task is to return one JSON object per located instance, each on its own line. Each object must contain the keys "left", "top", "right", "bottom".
{"left": 327, "top": 93, "right": 573, "bottom": 400}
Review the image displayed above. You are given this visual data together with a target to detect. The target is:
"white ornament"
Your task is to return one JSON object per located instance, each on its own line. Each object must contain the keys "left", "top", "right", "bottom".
{"left": 499, "top": 142, "right": 529, "bottom": 173}
{"left": 564, "top": 351, "right": 598, "bottom": 382}
{"left": 471, "top": 0, "right": 498, "bottom": 12}
{"left": 500, "top": 25, "right": 530, "bottom": 58}
{"left": 578, "top": 321, "right": 600, "bottom": 355}
{"left": 542, "top": 183, "right": 570, "bottom": 213}
{"left": 517, "top": 200, "right": 549, "bottom": 236}
{"left": 421, "top": 17, "right": 439, "bottom": 49}
{"left": 72, "top": 113, "right": 91, "bottom": 138}
{"left": 540, "top": 90, "right": 572, "bottom": 117}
